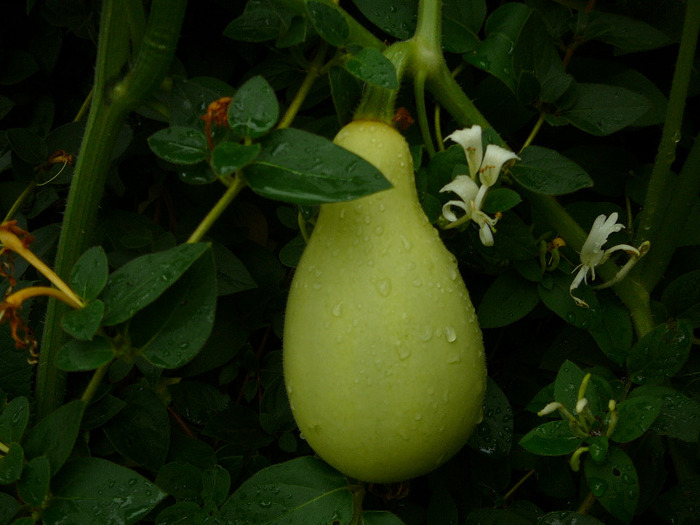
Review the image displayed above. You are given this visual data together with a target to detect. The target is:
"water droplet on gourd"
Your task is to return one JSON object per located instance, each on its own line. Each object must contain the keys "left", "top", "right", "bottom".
{"left": 332, "top": 302, "right": 343, "bottom": 317}
{"left": 421, "top": 328, "right": 433, "bottom": 341}
{"left": 445, "top": 326, "right": 457, "bottom": 342}
{"left": 375, "top": 226, "right": 384, "bottom": 235}
{"left": 374, "top": 278, "right": 392, "bottom": 297}
{"left": 447, "top": 353, "right": 461, "bottom": 364}
{"left": 412, "top": 278, "right": 422, "bottom": 287}
{"left": 400, "top": 235, "right": 411, "bottom": 251}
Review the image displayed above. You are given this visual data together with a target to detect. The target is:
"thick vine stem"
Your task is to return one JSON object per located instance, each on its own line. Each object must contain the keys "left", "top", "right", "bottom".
{"left": 36, "top": 0, "right": 188, "bottom": 419}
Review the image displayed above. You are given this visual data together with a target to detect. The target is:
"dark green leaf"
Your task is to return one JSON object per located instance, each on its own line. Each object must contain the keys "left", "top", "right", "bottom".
{"left": 630, "top": 386, "right": 700, "bottom": 442}
{"left": 223, "top": 0, "right": 295, "bottom": 42}
{"left": 70, "top": 246, "right": 109, "bottom": 301}
{"left": 212, "top": 243, "right": 257, "bottom": 296}
{"left": 362, "top": 510, "right": 406, "bottom": 525}
{"left": 478, "top": 272, "right": 540, "bottom": 328}
{"left": 0, "top": 95, "right": 15, "bottom": 121}
{"left": 586, "top": 12, "right": 671, "bottom": 54}
{"left": 482, "top": 188, "right": 522, "bottom": 214}
{"left": 244, "top": 127, "right": 391, "bottom": 205}
{"left": 147, "top": 126, "right": 208, "bottom": 165}
{"left": 511, "top": 146, "right": 593, "bottom": 195}
{"left": 305, "top": 0, "right": 349, "bottom": 46}
{"left": 587, "top": 293, "right": 633, "bottom": 365}
{"left": 43, "top": 457, "right": 166, "bottom": 525}
{"left": 469, "top": 377, "right": 513, "bottom": 457}
{"left": 155, "top": 463, "right": 203, "bottom": 501}
{"left": 538, "top": 511, "right": 605, "bottom": 525}
{"left": 427, "top": 484, "right": 458, "bottom": 525}
{"left": 344, "top": 48, "right": 398, "bottom": 89}
{"left": 587, "top": 435, "right": 609, "bottom": 463}
{"left": 0, "top": 443, "right": 24, "bottom": 484}
{"left": 466, "top": 507, "right": 534, "bottom": 525}
{"left": 6, "top": 128, "right": 47, "bottom": 164}
{"left": 203, "top": 406, "right": 273, "bottom": 453}
{"left": 61, "top": 300, "right": 105, "bottom": 341}
{"left": 279, "top": 235, "right": 306, "bottom": 268}
{"left": 611, "top": 396, "right": 662, "bottom": 443}
{"left": 584, "top": 447, "right": 639, "bottom": 523}
{"left": 101, "top": 243, "right": 209, "bottom": 326}
{"left": 202, "top": 465, "right": 231, "bottom": 508}
{"left": 0, "top": 326, "right": 33, "bottom": 398}
{"left": 442, "top": 0, "right": 482, "bottom": 53}
{"left": 627, "top": 320, "right": 693, "bottom": 385}
{"left": 228, "top": 76, "right": 279, "bottom": 138}
{"left": 329, "top": 66, "right": 363, "bottom": 125}
{"left": 539, "top": 270, "right": 600, "bottom": 329}
{"left": 0, "top": 396, "right": 30, "bottom": 443}
{"left": 554, "top": 360, "right": 585, "bottom": 414}
{"left": 561, "top": 84, "right": 651, "bottom": 136}
{"left": 211, "top": 142, "right": 261, "bottom": 177}
{"left": 82, "top": 394, "right": 126, "bottom": 430}
{"left": 0, "top": 492, "right": 21, "bottom": 523}
{"left": 351, "top": 0, "right": 417, "bottom": 39}
{"left": 23, "top": 400, "right": 84, "bottom": 473}
{"left": 128, "top": 249, "right": 216, "bottom": 368}
{"left": 519, "top": 420, "right": 584, "bottom": 456}
{"left": 0, "top": 50, "right": 39, "bottom": 85}
{"left": 56, "top": 335, "right": 114, "bottom": 372}
{"left": 155, "top": 502, "right": 203, "bottom": 525}
{"left": 259, "top": 376, "right": 295, "bottom": 434}
{"left": 178, "top": 163, "right": 218, "bottom": 185}
{"left": 217, "top": 456, "right": 352, "bottom": 524}
{"left": 169, "top": 381, "right": 230, "bottom": 426}
{"left": 17, "top": 456, "right": 50, "bottom": 507}
{"left": 103, "top": 384, "right": 170, "bottom": 471}
{"left": 661, "top": 269, "right": 700, "bottom": 318}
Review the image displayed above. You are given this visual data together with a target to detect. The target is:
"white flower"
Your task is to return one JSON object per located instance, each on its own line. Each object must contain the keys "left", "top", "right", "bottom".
{"left": 570, "top": 212, "right": 640, "bottom": 307}
{"left": 440, "top": 126, "right": 519, "bottom": 246}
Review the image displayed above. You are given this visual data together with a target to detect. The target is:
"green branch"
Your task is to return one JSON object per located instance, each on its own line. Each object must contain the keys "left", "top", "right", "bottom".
{"left": 36, "top": 0, "right": 188, "bottom": 419}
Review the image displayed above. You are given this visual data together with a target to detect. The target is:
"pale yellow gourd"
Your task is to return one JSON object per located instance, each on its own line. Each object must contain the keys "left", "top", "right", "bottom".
{"left": 283, "top": 120, "right": 487, "bottom": 483}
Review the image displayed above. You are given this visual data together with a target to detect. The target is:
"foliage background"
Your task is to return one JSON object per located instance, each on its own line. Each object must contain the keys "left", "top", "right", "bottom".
{"left": 0, "top": 0, "right": 698, "bottom": 524}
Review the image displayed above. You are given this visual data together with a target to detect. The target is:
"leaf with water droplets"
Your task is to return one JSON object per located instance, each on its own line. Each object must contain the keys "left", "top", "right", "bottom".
{"left": 42, "top": 457, "right": 166, "bottom": 525}
{"left": 511, "top": 146, "right": 593, "bottom": 195}
{"left": 147, "top": 126, "right": 208, "bottom": 165}
{"left": 519, "top": 420, "right": 584, "bottom": 456}
{"left": 478, "top": 271, "right": 539, "bottom": 328}
{"left": 216, "top": 456, "right": 352, "bottom": 525}
{"left": 0, "top": 396, "right": 30, "bottom": 443}
{"left": 584, "top": 446, "right": 639, "bottom": 523}
{"left": 629, "top": 385, "right": 700, "bottom": 443}
{"left": 344, "top": 48, "right": 398, "bottom": 89}
{"left": 627, "top": 320, "right": 693, "bottom": 385}
{"left": 70, "top": 246, "right": 109, "bottom": 301}
{"left": 228, "top": 76, "right": 279, "bottom": 138}
{"left": 610, "top": 396, "right": 662, "bottom": 443}
{"left": 469, "top": 377, "right": 513, "bottom": 457}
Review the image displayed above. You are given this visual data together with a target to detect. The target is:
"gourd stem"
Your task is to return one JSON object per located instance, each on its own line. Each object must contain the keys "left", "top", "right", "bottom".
{"left": 278, "top": 42, "right": 328, "bottom": 130}
{"left": 414, "top": 72, "right": 435, "bottom": 157}
{"left": 187, "top": 175, "right": 247, "bottom": 244}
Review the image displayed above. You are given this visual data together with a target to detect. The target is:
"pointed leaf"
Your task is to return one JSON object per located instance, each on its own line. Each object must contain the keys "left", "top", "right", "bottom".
{"left": 228, "top": 76, "right": 279, "bottom": 138}
{"left": 23, "top": 400, "right": 84, "bottom": 473}
{"left": 469, "top": 377, "right": 514, "bottom": 457}
{"left": 511, "top": 146, "right": 593, "bottom": 195}
{"left": 344, "top": 48, "right": 398, "bottom": 89}
{"left": 147, "top": 126, "right": 208, "bottom": 165}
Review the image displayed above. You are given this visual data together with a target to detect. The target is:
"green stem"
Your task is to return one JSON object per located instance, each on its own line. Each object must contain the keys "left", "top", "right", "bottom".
{"left": 37, "top": 0, "right": 188, "bottom": 419}
{"left": 278, "top": 42, "right": 328, "bottom": 130}
{"left": 124, "top": 0, "right": 147, "bottom": 55}
{"left": 187, "top": 175, "right": 247, "bottom": 244}
{"left": 3, "top": 181, "right": 36, "bottom": 222}
{"left": 414, "top": 73, "right": 435, "bottom": 157}
{"left": 635, "top": 0, "right": 700, "bottom": 249}
{"left": 81, "top": 361, "right": 113, "bottom": 405}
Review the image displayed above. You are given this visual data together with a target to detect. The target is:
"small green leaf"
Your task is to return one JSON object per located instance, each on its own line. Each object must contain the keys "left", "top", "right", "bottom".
{"left": 128, "top": 249, "right": 216, "bottom": 369}
{"left": 351, "top": 0, "right": 416, "bottom": 39}
{"left": 587, "top": 435, "right": 609, "bottom": 463}
{"left": 478, "top": 272, "right": 539, "bottom": 329}
{"left": 42, "top": 457, "right": 167, "bottom": 525}
{"left": 344, "top": 48, "right": 398, "bottom": 89}
{"left": 554, "top": 360, "right": 586, "bottom": 414}
{"left": 211, "top": 142, "right": 261, "bottom": 177}
{"left": 627, "top": 320, "right": 693, "bottom": 385}
{"left": 0, "top": 443, "right": 24, "bottom": 484}
{"left": 661, "top": 269, "right": 700, "bottom": 318}
{"left": 0, "top": 396, "right": 30, "bottom": 443}
{"left": 611, "top": 396, "right": 662, "bottom": 443}
{"left": 217, "top": 456, "right": 352, "bottom": 524}
{"left": 202, "top": 466, "right": 231, "bottom": 508}
{"left": 561, "top": 84, "right": 651, "bottom": 136}
{"left": 5, "top": 128, "right": 47, "bottom": 164}
{"left": 56, "top": 335, "right": 114, "bottom": 372}
{"left": 629, "top": 386, "right": 700, "bottom": 442}
{"left": 212, "top": 243, "right": 257, "bottom": 296}
{"left": 70, "top": 246, "right": 109, "bottom": 301}
{"left": 362, "top": 510, "right": 406, "bottom": 525}
{"left": 147, "top": 126, "right": 208, "bottom": 165}
{"left": 329, "top": 66, "right": 363, "bottom": 125}
{"left": 156, "top": 463, "right": 203, "bottom": 501}
{"left": 82, "top": 394, "right": 127, "bottom": 430}
{"left": 539, "top": 269, "right": 600, "bottom": 328}
{"left": 101, "top": 243, "right": 209, "bottom": 326}
{"left": 0, "top": 492, "right": 21, "bottom": 523}
{"left": 223, "top": 0, "right": 294, "bottom": 43}
{"left": 469, "top": 377, "right": 513, "bottom": 457}
{"left": 229, "top": 76, "right": 279, "bottom": 138}
{"left": 519, "top": 420, "right": 584, "bottom": 456}
{"left": 586, "top": 12, "right": 671, "bottom": 54}
{"left": 244, "top": 128, "right": 391, "bottom": 205}
{"left": 511, "top": 146, "right": 593, "bottom": 195}
{"left": 23, "top": 400, "right": 84, "bottom": 473}
{"left": 155, "top": 502, "right": 203, "bottom": 525}
{"left": 305, "top": 0, "right": 349, "bottom": 46}
{"left": 61, "top": 300, "right": 105, "bottom": 341}
{"left": 482, "top": 187, "right": 522, "bottom": 214}
{"left": 587, "top": 294, "right": 633, "bottom": 365}
{"left": 584, "top": 447, "right": 639, "bottom": 523}
{"left": 17, "top": 456, "right": 50, "bottom": 507}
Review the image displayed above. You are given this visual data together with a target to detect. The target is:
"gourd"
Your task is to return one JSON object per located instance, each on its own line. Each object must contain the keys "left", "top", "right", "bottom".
{"left": 283, "top": 120, "right": 487, "bottom": 483}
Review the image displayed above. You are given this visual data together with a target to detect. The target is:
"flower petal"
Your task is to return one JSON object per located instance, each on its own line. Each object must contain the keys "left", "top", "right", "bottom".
{"left": 479, "top": 222, "right": 494, "bottom": 246}
{"left": 446, "top": 126, "right": 482, "bottom": 179}
{"left": 441, "top": 200, "right": 470, "bottom": 222}
{"left": 480, "top": 144, "right": 519, "bottom": 187}
{"left": 439, "top": 174, "right": 479, "bottom": 203}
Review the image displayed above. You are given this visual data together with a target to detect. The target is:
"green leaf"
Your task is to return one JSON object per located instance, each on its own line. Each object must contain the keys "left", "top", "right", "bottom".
{"left": 212, "top": 243, "right": 257, "bottom": 296}
{"left": 101, "top": 243, "right": 209, "bottom": 326}
{"left": 585, "top": 12, "right": 671, "bottom": 54}
{"left": 587, "top": 435, "right": 609, "bottom": 463}
{"left": 519, "top": 420, "right": 584, "bottom": 456}
{"left": 23, "top": 400, "right": 84, "bottom": 473}
{"left": 155, "top": 502, "right": 203, "bottom": 525}
{"left": 478, "top": 272, "right": 540, "bottom": 328}
{"left": 202, "top": 466, "right": 231, "bottom": 508}
{"left": 511, "top": 146, "right": 593, "bottom": 195}
{"left": 344, "top": 48, "right": 398, "bottom": 89}
{"left": 223, "top": 0, "right": 295, "bottom": 42}
{"left": 128, "top": 249, "right": 216, "bottom": 368}
{"left": 70, "top": 246, "right": 109, "bottom": 301}
{"left": 329, "top": 66, "right": 363, "bottom": 125}
{"left": 587, "top": 293, "right": 633, "bottom": 365}
{"left": 103, "top": 384, "right": 170, "bottom": 471}
{"left": 0, "top": 50, "right": 39, "bottom": 85}
{"left": 554, "top": 360, "right": 586, "bottom": 414}
{"left": 362, "top": 510, "right": 406, "bottom": 525}
{"left": 55, "top": 336, "right": 114, "bottom": 372}
{"left": 5, "top": 128, "right": 47, "bottom": 164}
{"left": 661, "top": 269, "right": 700, "bottom": 318}
{"left": 305, "top": 0, "right": 349, "bottom": 46}
{"left": 0, "top": 443, "right": 24, "bottom": 484}
{"left": 629, "top": 386, "right": 700, "bottom": 442}
{"left": 0, "top": 94, "right": 15, "bottom": 121}
{"left": 0, "top": 396, "right": 30, "bottom": 443}
{"left": 351, "top": 0, "right": 417, "bottom": 39}
{"left": 228, "top": 76, "right": 279, "bottom": 138}
{"left": 584, "top": 447, "right": 639, "bottom": 523}
{"left": 211, "top": 142, "right": 261, "bottom": 177}
{"left": 244, "top": 127, "right": 391, "bottom": 205}
{"left": 539, "top": 270, "right": 600, "bottom": 329}
{"left": 82, "top": 394, "right": 127, "bottom": 430}
{"left": 469, "top": 377, "right": 513, "bottom": 457}
{"left": 627, "top": 320, "right": 693, "bottom": 385}
{"left": 217, "top": 456, "right": 352, "bottom": 524}
{"left": 155, "top": 463, "right": 203, "bottom": 501}
{"left": 61, "top": 300, "right": 105, "bottom": 341}
{"left": 442, "top": 0, "right": 483, "bottom": 53}
{"left": 42, "top": 457, "right": 167, "bottom": 525}
{"left": 538, "top": 511, "right": 605, "bottom": 525}
{"left": 0, "top": 492, "right": 21, "bottom": 523}
{"left": 17, "top": 456, "right": 50, "bottom": 507}
{"left": 169, "top": 381, "right": 230, "bottom": 426}
{"left": 611, "top": 396, "right": 662, "bottom": 443}
{"left": 482, "top": 187, "right": 522, "bottom": 214}
{"left": 147, "top": 126, "right": 208, "bottom": 165}
{"left": 560, "top": 84, "right": 651, "bottom": 136}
